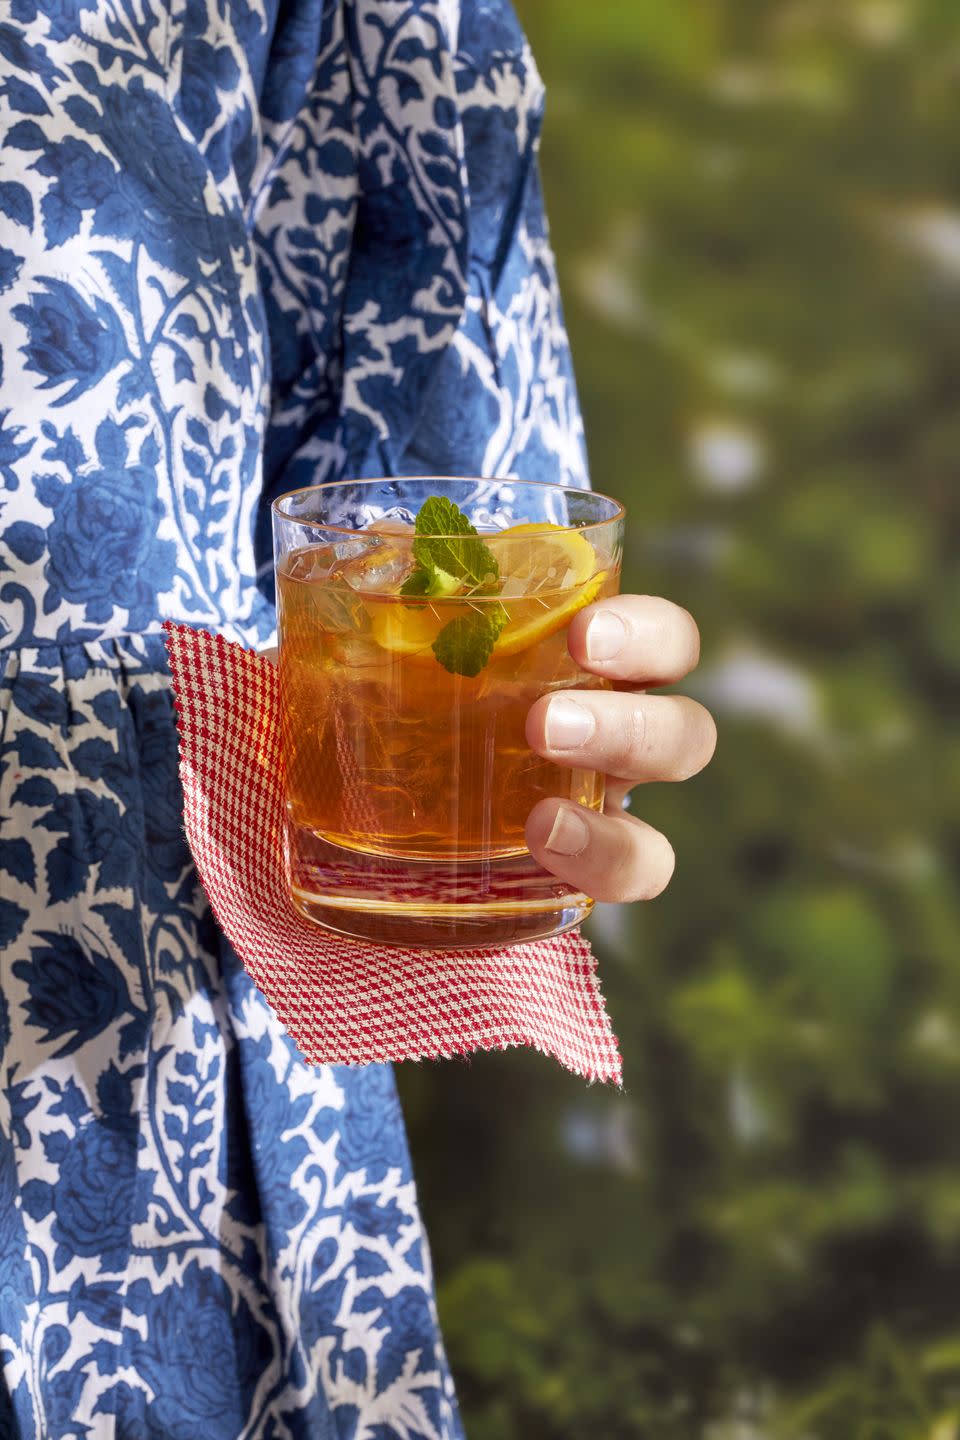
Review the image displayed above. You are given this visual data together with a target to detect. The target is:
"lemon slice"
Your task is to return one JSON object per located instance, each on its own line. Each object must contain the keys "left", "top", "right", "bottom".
{"left": 493, "top": 573, "right": 605, "bottom": 657}
{"left": 368, "top": 603, "right": 438, "bottom": 656}
{"left": 487, "top": 523, "right": 602, "bottom": 656}
{"left": 368, "top": 524, "right": 603, "bottom": 662}
{"left": 488, "top": 522, "right": 597, "bottom": 590}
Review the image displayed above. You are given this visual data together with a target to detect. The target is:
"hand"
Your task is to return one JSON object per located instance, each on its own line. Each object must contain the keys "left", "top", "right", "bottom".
{"left": 524, "top": 597, "right": 717, "bottom": 903}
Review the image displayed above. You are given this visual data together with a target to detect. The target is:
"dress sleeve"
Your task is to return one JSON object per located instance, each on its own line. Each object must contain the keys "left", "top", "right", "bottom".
{"left": 252, "top": 0, "right": 589, "bottom": 586}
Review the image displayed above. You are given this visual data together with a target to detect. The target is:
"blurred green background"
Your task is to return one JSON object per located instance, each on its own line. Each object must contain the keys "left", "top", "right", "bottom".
{"left": 397, "top": 2, "right": 960, "bottom": 1435}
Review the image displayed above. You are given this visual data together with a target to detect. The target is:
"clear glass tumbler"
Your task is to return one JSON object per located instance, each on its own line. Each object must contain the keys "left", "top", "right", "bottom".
{"left": 273, "top": 477, "right": 624, "bottom": 948}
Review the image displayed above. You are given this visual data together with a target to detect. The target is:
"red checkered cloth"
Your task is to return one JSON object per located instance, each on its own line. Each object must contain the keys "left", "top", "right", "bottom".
{"left": 163, "top": 623, "right": 622, "bottom": 1085}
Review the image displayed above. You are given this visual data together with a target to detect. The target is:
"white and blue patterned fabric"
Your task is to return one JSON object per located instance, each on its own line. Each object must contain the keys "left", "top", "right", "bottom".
{"left": 0, "top": 1, "right": 588, "bottom": 1434}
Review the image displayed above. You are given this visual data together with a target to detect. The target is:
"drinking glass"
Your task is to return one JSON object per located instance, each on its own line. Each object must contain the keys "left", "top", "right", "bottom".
{"left": 273, "top": 477, "right": 624, "bottom": 947}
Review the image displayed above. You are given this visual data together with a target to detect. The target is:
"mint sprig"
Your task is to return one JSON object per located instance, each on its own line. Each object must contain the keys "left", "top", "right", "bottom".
{"left": 406, "top": 495, "right": 500, "bottom": 594}
{"left": 400, "top": 496, "right": 507, "bottom": 675}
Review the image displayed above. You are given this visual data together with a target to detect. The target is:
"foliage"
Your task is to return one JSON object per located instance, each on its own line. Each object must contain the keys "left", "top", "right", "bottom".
{"left": 397, "top": 1, "right": 960, "bottom": 1435}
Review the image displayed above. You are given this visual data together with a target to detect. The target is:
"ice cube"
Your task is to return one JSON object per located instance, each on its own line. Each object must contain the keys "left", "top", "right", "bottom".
{"left": 307, "top": 583, "right": 369, "bottom": 635}
{"left": 366, "top": 510, "right": 416, "bottom": 534}
{"left": 339, "top": 543, "right": 416, "bottom": 594}
{"left": 334, "top": 538, "right": 368, "bottom": 562}
{"left": 284, "top": 543, "right": 339, "bottom": 583}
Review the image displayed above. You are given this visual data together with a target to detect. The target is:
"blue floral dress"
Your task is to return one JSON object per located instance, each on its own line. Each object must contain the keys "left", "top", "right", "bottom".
{"left": 0, "top": 1, "right": 588, "bottom": 1435}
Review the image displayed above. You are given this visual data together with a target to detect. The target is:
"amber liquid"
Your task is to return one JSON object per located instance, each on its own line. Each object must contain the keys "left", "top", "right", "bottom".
{"left": 277, "top": 544, "right": 617, "bottom": 945}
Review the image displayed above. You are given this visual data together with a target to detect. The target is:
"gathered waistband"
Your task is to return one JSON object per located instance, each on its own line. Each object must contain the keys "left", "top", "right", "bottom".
{"left": 1, "top": 623, "right": 267, "bottom": 669}
{"left": 0, "top": 631, "right": 174, "bottom": 683}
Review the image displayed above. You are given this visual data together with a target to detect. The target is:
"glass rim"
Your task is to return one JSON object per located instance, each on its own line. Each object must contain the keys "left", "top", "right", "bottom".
{"left": 272, "top": 476, "right": 626, "bottom": 540}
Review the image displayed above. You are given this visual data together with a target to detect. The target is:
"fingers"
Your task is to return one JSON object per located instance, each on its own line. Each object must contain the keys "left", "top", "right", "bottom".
{"left": 567, "top": 595, "right": 701, "bottom": 685}
{"left": 525, "top": 690, "right": 717, "bottom": 784}
{"left": 526, "top": 799, "right": 676, "bottom": 903}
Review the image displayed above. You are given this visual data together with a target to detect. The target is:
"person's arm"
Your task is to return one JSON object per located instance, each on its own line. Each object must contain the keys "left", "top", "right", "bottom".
{"left": 253, "top": 4, "right": 716, "bottom": 903}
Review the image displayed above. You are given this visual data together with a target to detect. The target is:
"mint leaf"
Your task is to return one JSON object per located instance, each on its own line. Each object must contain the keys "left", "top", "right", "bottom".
{"left": 432, "top": 604, "right": 508, "bottom": 677}
{"left": 412, "top": 495, "right": 500, "bottom": 592}
{"left": 399, "top": 568, "right": 431, "bottom": 599}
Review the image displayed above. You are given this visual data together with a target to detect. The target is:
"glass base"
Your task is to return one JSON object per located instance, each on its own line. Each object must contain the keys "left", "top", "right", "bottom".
{"left": 288, "top": 828, "right": 593, "bottom": 949}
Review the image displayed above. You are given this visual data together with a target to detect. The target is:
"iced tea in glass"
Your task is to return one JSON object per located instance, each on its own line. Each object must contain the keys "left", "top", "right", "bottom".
{"left": 273, "top": 478, "right": 624, "bottom": 947}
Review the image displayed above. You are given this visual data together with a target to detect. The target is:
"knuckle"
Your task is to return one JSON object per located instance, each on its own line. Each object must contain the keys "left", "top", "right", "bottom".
{"left": 638, "top": 831, "right": 676, "bottom": 899}
{"left": 670, "top": 699, "right": 717, "bottom": 780}
{"left": 650, "top": 605, "right": 699, "bottom": 679}
{"left": 698, "top": 703, "right": 718, "bottom": 763}
{"left": 610, "top": 822, "right": 675, "bottom": 902}
{"left": 674, "top": 604, "right": 701, "bottom": 672}
{"left": 608, "top": 698, "right": 647, "bottom": 776}
{"left": 650, "top": 615, "right": 678, "bottom": 673}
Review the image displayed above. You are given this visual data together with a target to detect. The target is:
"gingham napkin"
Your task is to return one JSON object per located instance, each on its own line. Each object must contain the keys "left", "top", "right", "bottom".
{"left": 163, "top": 623, "right": 622, "bottom": 1085}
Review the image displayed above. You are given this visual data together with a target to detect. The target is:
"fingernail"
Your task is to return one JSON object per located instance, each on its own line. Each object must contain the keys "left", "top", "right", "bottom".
{"left": 545, "top": 697, "right": 596, "bottom": 750}
{"left": 585, "top": 610, "right": 627, "bottom": 662}
{"left": 544, "top": 805, "right": 590, "bottom": 856}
